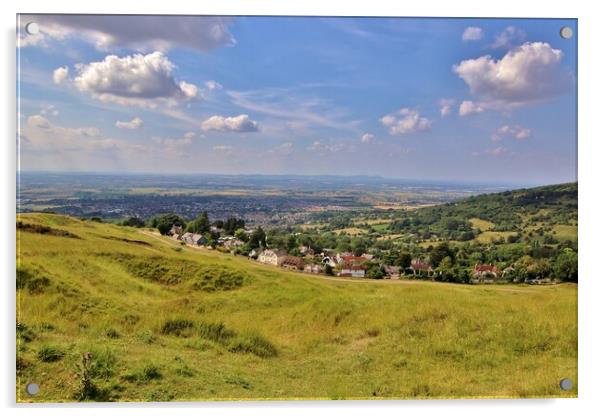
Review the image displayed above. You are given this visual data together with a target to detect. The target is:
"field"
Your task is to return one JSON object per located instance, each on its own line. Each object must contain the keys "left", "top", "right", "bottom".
{"left": 16, "top": 214, "right": 577, "bottom": 402}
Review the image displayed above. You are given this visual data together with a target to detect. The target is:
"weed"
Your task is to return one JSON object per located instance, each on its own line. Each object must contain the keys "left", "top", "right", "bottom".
{"left": 37, "top": 345, "right": 65, "bottom": 362}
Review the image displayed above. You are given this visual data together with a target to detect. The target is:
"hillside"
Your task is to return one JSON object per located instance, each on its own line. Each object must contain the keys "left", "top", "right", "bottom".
{"left": 388, "top": 182, "right": 577, "bottom": 241}
{"left": 16, "top": 213, "right": 577, "bottom": 401}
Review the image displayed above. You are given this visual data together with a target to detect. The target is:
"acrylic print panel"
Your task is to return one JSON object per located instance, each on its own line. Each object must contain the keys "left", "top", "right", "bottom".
{"left": 16, "top": 14, "right": 577, "bottom": 402}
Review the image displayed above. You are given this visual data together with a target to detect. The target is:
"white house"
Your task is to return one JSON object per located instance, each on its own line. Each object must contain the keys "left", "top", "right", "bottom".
{"left": 257, "top": 249, "right": 287, "bottom": 266}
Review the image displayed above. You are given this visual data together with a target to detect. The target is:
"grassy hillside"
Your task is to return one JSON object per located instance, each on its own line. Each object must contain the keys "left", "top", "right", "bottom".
{"left": 16, "top": 214, "right": 577, "bottom": 402}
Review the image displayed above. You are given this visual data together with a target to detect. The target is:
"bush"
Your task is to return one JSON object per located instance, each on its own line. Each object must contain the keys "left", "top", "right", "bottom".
{"left": 198, "top": 321, "right": 235, "bottom": 344}
{"left": 228, "top": 332, "right": 277, "bottom": 358}
{"left": 105, "top": 328, "right": 120, "bottom": 339}
{"left": 140, "top": 364, "right": 162, "bottom": 381}
{"left": 37, "top": 345, "right": 65, "bottom": 362}
{"left": 161, "top": 318, "right": 195, "bottom": 337}
{"left": 16, "top": 266, "right": 51, "bottom": 294}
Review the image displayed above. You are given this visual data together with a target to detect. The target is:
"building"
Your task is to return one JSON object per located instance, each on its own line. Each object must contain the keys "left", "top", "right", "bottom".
{"left": 281, "top": 256, "right": 304, "bottom": 271}
{"left": 257, "top": 249, "right": 287, "bottom": 266}
{"left": 340, "top": 264, "right": 366, "bottom": 278}
{"left": 181, "top": 232, "right": 208, "bottom": 246}
{"left": 472, "top": 264, "right": 501, "bottom": 283}
{"left": 304, "top": 264, "right": 323, "bottom": 274}
{"left": 169, "top": 225, "right": 183, "bottom": 238}
{"left": 408, "top": 259, "right": 434, "bottom": 277}
{"left": 384, "top": 265, "right": 401, "bottom": 279}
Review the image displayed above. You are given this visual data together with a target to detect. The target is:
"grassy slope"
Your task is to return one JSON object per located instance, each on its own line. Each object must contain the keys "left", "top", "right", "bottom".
{"left": 16, "top": 214, "right": 577, "bottom": 402}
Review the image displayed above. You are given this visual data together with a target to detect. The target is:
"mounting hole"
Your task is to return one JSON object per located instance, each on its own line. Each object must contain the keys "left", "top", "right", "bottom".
{"left": 559, "top": 378, "right": 573, "bottom": 391}
{"left": 25, "top": 383, "right": 39, "bottom": 395}
{"left": 25, "top": 22, "right": 39, "bottom": 35}
{"left": 560, "top": 26, "right": 573, "bottom": 40}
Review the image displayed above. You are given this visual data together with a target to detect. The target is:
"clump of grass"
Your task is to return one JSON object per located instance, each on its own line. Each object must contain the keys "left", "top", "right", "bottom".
{"left": 121, "top": 314, "right": 140, "bottom": 326}
{"left": 191, "top": 270, "right": 244, "bottom": 292}
{"left": 105, "top": 328, "right": 120, "bottom": 339}
{"left": 16, "top": 266, "right": 51, "bottom": 294}
{"left": 123, "top": 363, "right": 162, "bottom": 384}
{"left": 16, "top": 322, "right": 35, "bottom": 343}
{"left": 364, "top": 328, "right": 381, "bottom": 338}
{"left": 224, "top": 374, "right": 252, "bottom": 390}
{"left": 17, "top": 221, "right": 80, "bottom": 238}
{"left": 198, "top": 321, "right": 235, "bottom": 344}
{"left": 136, "top": 330, "right": 156, "bottom": 344}
{"left": 37, "top": 344, "right": 65, "bottom": 362}
{"left": 228, "top": 332, "right": 278, "bottom": 358}
{"left": 87, "top": 348, "right": 117, "bottom": 379}
{"left": 160, "top": 318, "right": 195, "bottom": 337}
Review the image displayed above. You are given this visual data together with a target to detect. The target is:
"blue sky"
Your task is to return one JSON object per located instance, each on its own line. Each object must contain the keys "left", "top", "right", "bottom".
{"left": 17, "top": 15, "right": 577, "bottom": 185}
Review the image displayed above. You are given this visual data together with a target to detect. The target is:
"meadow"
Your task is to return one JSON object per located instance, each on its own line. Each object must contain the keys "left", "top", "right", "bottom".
{"left": 16, "top": 214, "right": 577, "bottom": 402}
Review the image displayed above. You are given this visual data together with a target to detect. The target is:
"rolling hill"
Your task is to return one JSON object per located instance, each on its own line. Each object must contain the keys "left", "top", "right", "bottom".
{"left": 16, "top": 213, "right": 577, "bottom": 401}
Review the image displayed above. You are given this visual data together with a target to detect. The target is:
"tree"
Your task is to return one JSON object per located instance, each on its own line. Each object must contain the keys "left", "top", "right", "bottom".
{"left": 122, "top": 217, "right": 145, "bottom": 227}
{"left": 429, "top": 242, "right": 454, "bottom": 268}
{"left": 553, "top": 248, "right": 578, "bottom": 282}
{"left": 286, "top": 235, "right": 297, "bottom": 253}
{"left": 234, "top": 228, "right": 249, "bottom": 242}
{"left": 248, "top": 226, "right": 267, "bottom": 249}
{"left": 223, "top": 217, "right": 245, "bottom": 235}
{"left": 156, "top": 214, "right": 186, "bottom": 235}
{"left": 187, "top": 212, "right": 210, "bottom": 234}
{"left": 436, "top": 256, "right": 455, "bottom": 282}
{"left": 365, "top": 263, "right": 385, "bottom": 279}
{"left": 398, "top": 252, "right": 412, "bottom": 269}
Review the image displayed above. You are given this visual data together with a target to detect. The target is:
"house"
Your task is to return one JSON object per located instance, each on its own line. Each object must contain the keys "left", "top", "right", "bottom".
{"left": 181, "top": 232, "right": 207, "bottom": 246}
{"left": 472, "top": 264, "right": 501, "bottom": 283}
{"left": 408, "top": 259, "right": 434, "bottom": 277}
{"left": 299, "top": 246, "right": 315, "bottom": 257}
{"left": 169, "top": 225, "right": 183, "bottom": 238}
{"left": 223, "top": 238, "right": 244, "bottom": 249}
{"left": 339, "top": 264, "right": 366, "bottom": 278}
{"left": 384, "top": 265, "right": 401, "bottom": 280}
{"left": 337, "top": 255, "right": 365, "bottom": 266}
{"left": 304, "top": 264, "right": 323, "bottom": 274}
{"left": 281, "top": 256, "right": 304, "bottom": 271}
{"left": 257, "top": 249, "right": 287, "bottom": 266}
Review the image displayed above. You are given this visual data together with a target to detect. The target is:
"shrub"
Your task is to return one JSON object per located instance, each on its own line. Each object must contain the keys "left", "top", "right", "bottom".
{"left": 16, "top": 322, "right": 35, "bottom": 342}
{"left": 161, "top": 318, "right": 195, "bottom": 337}
{"left": 16, "top": 266, "right": 51, "bottom": 294}
{"left": 198, "top": 321, "right": 235, "bottom": 344}
{"left": 228, "top": 332, "right": 277, "bottom": 358}
{"left": 140, "top": 364, "right": 162, "bottom": 381}
{"left": 37, "top": 345, "right": 65, "bottom": 362}
{"left": 105, "top": 328, "right": 120, "bottom": 339}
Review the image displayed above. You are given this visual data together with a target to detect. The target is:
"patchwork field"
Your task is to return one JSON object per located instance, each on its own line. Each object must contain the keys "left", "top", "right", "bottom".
{"left": 16, "top": 214, "right": 577, "bottom": 402}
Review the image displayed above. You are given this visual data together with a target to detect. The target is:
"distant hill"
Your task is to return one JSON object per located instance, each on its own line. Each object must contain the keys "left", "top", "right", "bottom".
{"left": 16, "top": 213, "right": 576, "bottom": 401}
{"left": 389, "top": 182, "right": 577, "bottom": 241}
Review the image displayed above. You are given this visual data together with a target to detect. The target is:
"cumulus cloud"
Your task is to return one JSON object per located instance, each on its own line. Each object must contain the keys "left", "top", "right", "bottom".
{"left": 361, "top": 133, "right": 375, "bottom": 144}
{"left": 458, "top": 100, "right": 485, "bottom": 116}
{"left": 491, "top": 125, "right": 531, "bottom": 141}
{"left": 380, "top": 108, "right": 432, "bottom": 135}
{"left": 115, "top": 117, "right": 143, "bottom": 129}
{"left": 201, "top": 114, "right": 259, "bottom": 133}
{"left": 490, "top": 26, "right": 526, "bottom": 49}
{"left": 62, "top": 52, "right": 199, "bottom": 108}
{"left": 19, "top": 15, "right": 235, "bottom": 52}
{"left": 307, "top": 140, "right": 355, "bottom": 154}
{"left": 438, "top": 99, "right": 455, "bottom": 117}
{"left": 453, "top": 42, "right": 572, "bottom": 108}
{"left": 52, "top": 66, "right": 69, "bottom": 85}
{"left": 462, "top": 26, "right": 483, "bottom": 41}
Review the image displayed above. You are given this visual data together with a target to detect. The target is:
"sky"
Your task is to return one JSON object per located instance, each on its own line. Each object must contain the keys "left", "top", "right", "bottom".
{"left": 17, "top": 15, "right": 577, "bottom": 185}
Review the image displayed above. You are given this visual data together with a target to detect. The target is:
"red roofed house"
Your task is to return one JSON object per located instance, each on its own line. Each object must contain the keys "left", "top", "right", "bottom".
{"left": 408, "top": 259, "right": 434, "bottom": 277}
{"left": 281, "top": 256, "right": 305, "bottom": 271}
{"left": 472, "top": 263, "right": 501, "bottom": 283}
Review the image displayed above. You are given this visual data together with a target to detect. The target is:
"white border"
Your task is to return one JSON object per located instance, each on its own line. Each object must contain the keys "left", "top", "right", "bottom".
{"left": 2, "top": 1, "right": 601, "bottom": 415}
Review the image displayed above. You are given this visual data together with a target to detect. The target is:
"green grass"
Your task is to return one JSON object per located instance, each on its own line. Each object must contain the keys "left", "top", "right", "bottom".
{"left": 475, "top": 231, "right": 518, "bottom": 244}
{"left": 553, "top": 225, "right": 578, "bottom": 241}
{"left": 16, "top": 213, "right": 577, "bottom": 401}
{"left": 469, "top": 218, "right": 495, "bottom": 232}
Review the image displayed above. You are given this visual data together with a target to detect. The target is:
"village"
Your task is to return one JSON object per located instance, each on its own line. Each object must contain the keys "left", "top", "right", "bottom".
{"left": 164, "top": 224, "right": 543, "bottom": 285}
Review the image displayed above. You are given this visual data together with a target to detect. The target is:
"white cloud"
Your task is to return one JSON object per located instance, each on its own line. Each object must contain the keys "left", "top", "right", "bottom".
{"left": 453, "top": 42, "right": 572, "bottom": 108}
{"left": 213, "top": 145, "right": 233, "bottom": 155}
{"left": 492, "top": 125, "right": 532, "bottom": 141}
{"left": 19, "top": 15, "right": 235, "bottom": 52}
{"left": 27, "top": 115, "right": 51, "bottom": 129}
{"left": 64, "top": 52, "right": 199, "bottom": 108}
{"left": 307, "top": 140, "right": 355, "bottom": 154}
{"left": 458, "top": 100, "right": 485, "bottom": 116}
{"left": 361, "top": 133, "right": 375, "bottom": 143}
{"left": 40, "top": 105, "right": 59, "bottom": 117}
{"left": 438, "top": 98, "right": 455, "bottom": 117}
{"left": 490, "top": 26, "right": 526, "bottom": 49}
{"left": 486, "top": 147, "right": 507, "bottom": 156}
{"left": 183, "top": 131, "right": 196, "bottom": 140}
{"left": 201, "top": 114, "right": 259, "bottom": 133}
{"left": 267, "top": 142, "right": 294, "bottom": 156}
{"left": 462, "top": 26, "right": 483, "bottom": 41}
{"left": 115, "top": 117, "right": 143, "bottom": 129}
{"left": 53, "top": 66, "right": 69, "bottom": 85}
{"left": 380, "top": 108, "right": 432, "bottom": 135}
{"left": 205, "top": 80, "right": 223, "bottom": 91}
